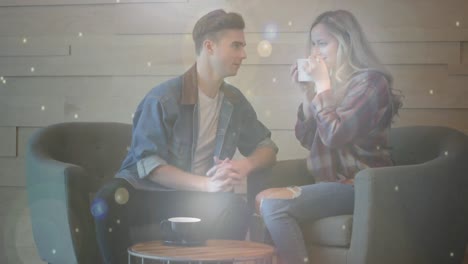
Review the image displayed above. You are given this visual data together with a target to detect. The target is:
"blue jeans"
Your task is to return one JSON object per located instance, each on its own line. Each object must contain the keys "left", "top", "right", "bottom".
{"left": 260, "top": 182, "right": 354, "bottom": 264}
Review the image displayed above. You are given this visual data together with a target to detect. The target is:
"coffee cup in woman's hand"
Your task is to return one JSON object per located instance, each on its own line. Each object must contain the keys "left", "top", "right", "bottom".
{"left": 297, "top": 58, "right": 314, "bottom": 82}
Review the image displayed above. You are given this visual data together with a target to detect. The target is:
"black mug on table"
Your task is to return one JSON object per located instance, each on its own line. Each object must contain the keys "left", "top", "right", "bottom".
{"left": 160, "top": 217, "right": 203, "bottom": 243}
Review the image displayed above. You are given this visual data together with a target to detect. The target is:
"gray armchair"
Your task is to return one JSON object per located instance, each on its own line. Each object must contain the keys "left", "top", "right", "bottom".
{"left": 26, "top": 122, "right": 132, "bottom": 264}
{"left": 25, "top": 121, "right": 268, "bottom": 264}
{"left": 252, "top": 126, "right": 468, "bottom": 264}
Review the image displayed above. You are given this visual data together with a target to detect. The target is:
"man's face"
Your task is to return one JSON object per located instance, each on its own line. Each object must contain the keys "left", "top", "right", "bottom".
{"left": 209, "top": 29, "right": 247, "bottom": 78}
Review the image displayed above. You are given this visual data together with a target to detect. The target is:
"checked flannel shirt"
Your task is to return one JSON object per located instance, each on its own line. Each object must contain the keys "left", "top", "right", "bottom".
{"left": 295, "top": 70, "right": 395, "bottom": 184}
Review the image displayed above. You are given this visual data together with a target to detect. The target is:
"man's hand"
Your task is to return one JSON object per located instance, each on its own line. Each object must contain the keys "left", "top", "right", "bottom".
{"left": 206, "top": 158, "right": 241, "bottom": 184}
{"left": 207, "top": 157, "right": 253, "bottom": 183}
{"left": 222, "top": 158, "right": 253, "bottom": 182}
{"left": 203, "top": 176, "right": 234, "bottom": 192}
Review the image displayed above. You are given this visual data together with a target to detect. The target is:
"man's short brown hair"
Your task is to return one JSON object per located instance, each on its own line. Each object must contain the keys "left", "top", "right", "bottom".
{"left": 192, "top": 9, "right": 245, "bottom": 55}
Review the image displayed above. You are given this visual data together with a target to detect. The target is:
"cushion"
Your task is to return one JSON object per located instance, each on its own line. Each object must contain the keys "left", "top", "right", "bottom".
{"left": 302, "top": 215, "right": 353, "bottom": 247}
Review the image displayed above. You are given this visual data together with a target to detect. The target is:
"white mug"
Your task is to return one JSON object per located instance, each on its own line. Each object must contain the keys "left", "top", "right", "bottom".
{"left": 297, "top": 58, "right": 313, "bottom": 82}
{"left": 168, "top": 217, "right": 201, "bottom": 223}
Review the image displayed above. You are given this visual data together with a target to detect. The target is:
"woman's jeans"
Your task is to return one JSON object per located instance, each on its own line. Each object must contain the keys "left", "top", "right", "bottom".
{"left": 92, "top": 178, "right": 249, "bottom": 264}
{"left": 260, "top": 182, "right": 354, "bottom": 264}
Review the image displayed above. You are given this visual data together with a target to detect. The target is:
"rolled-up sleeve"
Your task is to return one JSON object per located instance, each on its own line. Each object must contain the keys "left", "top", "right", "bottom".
{"left": 255, "top": 137, "right": 278, "bottom": 152}
{"left": 295, "top": 103, "right": 318, "bottom": 150}
{"left": 136, "top": 155, "right": 167, "bottom": 179}
{"left": 131, "top": 95, "right": 171, "bottom": 179}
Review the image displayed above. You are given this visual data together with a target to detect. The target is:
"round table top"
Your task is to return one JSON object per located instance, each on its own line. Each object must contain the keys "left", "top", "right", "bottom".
{"left": 128, "top": 240, "right": 275, "bottom": 262}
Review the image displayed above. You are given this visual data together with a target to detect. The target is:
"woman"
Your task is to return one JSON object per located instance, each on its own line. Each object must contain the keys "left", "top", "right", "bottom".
{"left": 257, "top": 10, "right": 402, "bottom": 264}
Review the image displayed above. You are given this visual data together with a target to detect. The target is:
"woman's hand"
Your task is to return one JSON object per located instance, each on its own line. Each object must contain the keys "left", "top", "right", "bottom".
{"left": 304, "top": 56, "right": 329, "bottom": 82}
{"left": 291, "top": 61, "right": 317, "bottom": 120}
{"left": 304, "top": 55, "right": 331, "bottom": 93}
{"left": 290, "top": 62, "right": 315, "bottom": 95}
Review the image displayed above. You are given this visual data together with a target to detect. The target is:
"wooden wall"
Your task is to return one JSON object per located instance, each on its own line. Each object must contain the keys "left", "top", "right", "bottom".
{"left": 0, "top": 0, "right": 467, "bottom": 263}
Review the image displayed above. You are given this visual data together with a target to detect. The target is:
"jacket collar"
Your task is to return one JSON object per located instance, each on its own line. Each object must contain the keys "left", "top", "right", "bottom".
{"left": 181, "top": 63, "right": 240, "bottom": 105}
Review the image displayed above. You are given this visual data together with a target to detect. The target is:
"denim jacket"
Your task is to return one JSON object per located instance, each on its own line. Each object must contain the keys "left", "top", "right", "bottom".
{"left": 117, "top": 64, "right": 278, "bottom": 190}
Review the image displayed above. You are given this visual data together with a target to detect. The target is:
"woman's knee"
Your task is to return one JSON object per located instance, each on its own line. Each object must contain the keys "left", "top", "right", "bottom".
{"left": 256, "top": 187, "right": 301, "bottom": 216}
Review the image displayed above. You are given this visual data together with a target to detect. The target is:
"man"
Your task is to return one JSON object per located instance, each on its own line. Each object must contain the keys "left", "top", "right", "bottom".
{"left": 92, "top": 9, "right": 278, "bottom": 264}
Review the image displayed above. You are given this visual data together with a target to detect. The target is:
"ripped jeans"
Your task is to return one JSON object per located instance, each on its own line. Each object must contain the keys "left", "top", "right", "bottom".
{"left": 260, "top": 182, "right": 354, "bottom": 264}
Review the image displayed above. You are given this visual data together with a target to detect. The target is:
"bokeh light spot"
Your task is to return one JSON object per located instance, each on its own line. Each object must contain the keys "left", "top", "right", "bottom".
{"left": 115, "top": 187, "right": 129, "bottom": 205}
{"left": 91, "top": 197, "right": 108, "bottom": 220}
{"left": 257, "top": 40, "right": 272, "bottom": 58}
{"left": 263, "top": 23, "right": 278, "bottom": 40}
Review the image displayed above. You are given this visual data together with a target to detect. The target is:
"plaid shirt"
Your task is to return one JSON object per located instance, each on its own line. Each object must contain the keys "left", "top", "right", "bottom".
{"left": 295, "top": 70, "right": 394, "bottom": 184}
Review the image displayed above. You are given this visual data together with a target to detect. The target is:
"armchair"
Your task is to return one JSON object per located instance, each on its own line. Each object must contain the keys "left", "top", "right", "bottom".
{"left": 252, "top": 126, "right": 468, "bottom": 264}
{"left": 26, "top": 122, "right": 132, "bottom": 264}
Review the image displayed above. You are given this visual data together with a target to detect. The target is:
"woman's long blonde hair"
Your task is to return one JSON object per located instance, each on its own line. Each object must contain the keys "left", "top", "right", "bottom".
{"left": 308, "top": 10, "right": 402, "bottom": 121}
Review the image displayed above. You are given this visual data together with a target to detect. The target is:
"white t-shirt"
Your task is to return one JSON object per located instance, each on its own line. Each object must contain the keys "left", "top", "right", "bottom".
{"left": 192, "top": 89, "right": 224, "bottom": 176}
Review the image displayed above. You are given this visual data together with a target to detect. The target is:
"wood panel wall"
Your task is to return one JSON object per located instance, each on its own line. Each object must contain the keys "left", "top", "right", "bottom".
{"left": 0, "top": 0, "right": 467, "bottom": 263}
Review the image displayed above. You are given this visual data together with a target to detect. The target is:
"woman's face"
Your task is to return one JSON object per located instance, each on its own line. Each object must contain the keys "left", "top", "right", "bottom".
{"left": 310, "top": 23, "right": 339, "bottom": 69}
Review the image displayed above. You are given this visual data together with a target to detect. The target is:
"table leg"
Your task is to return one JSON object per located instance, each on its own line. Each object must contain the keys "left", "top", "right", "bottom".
{"left": 255, "top": 256, "right": 273, "bottom": 264}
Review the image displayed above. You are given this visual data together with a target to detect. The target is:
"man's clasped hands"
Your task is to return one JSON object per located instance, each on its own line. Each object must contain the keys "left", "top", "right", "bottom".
{"left": 204, "top": 157, "right": 254, "bottom": 192}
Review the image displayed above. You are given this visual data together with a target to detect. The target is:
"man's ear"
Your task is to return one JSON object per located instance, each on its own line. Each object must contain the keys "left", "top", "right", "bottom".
{"left": 203, "top": 39, "right": 215, "bottom": 54}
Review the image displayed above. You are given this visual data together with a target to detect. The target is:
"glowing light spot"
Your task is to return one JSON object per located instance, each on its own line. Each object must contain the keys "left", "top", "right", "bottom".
{"left": 444, "top": 151, "right": 448, "bottom": 156}
{"left": 116, "top": 219, "right": 121, "bottom": 224}
{"left": 22, "top": 38, "right": 27, "bottom": 44}
{"left": 30, "top": 67, "right": 35, "bottom": 72}
{"left": 341, "top": 225, "right": 346, "bottom": 230}
{"left": 257, "top": 40, "right": 272, "bottom": 58}
{"left": 272, "top": 77, "right": 277, "bottom": 83}
{"left": 147, "top": 61, "right": 152, "bottom": 67}
{"left": 41, "top": 105, "right": 46, "bottom": 111}
{"left": 429, "top": 89, "right": 434, "bottom": 95}
{"left": 74, "top": 114, "right": 79, "bottom": 119}
{"left": 108, "top": 228, "right": 113, "bottom": 232}
{"left": 52, "top": 249, "right": 56, "bottom": 255}
{"left": 91, "top": 198, "right": 108, "bottom": 220}
{"left": 394, "top": 185, "right": 399, "bottom": 192}
{"left": 450, "top": 252, "right": 454, "bottom": 257}
{"left": 115, "top": 187, "right": 129, "bottom": 205}
{"left": 456, "top": 21, "right": 460, "bottom": 27}
{"left": 263, "top": 23, "right": 278, "bottom": 40}
{"left": 75, "top": 228, "right": 79, "bottom": 233}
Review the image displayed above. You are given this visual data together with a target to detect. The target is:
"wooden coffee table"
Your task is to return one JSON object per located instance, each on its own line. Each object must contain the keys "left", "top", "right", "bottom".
{"left": 127, "top": 240, "right": 275, "bottom": 263}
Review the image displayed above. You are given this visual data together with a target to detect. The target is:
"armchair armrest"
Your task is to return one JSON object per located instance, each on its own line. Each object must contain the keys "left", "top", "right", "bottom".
{"left": 26, "top": 150, "right": 99, "bottom": 264}
{"left": 348, "top": 156, "right": 467, "bottom": 264}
